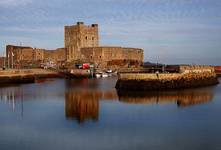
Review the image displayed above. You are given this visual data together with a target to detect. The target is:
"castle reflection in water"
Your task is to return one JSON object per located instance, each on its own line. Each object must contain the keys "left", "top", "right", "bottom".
{"left": 65, "top": 87, "right": 214, "bottom": 123}
{"left": 65, "top": 90, "right": 118, "bottom": 123}
{"left": 0, "top": 78, "right": 215, "bottom": 123}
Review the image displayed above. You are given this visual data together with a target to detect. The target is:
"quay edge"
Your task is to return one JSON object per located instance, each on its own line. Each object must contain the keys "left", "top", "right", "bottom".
{"left": 115, "top": 65, "right": 219, "bottom": 91}
{"left": 0, "top": 69, "right": 62, "bottom": 85}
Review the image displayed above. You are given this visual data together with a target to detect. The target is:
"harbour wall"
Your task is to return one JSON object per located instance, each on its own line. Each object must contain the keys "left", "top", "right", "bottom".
{"left": 116, "top": 65, "right": 219, "bottom": 91}
{"left": 0, "top": 69, "right": 62, "bottom": 84}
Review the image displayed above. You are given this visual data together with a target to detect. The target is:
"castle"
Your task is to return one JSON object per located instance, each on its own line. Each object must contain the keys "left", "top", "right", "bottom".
{"left": 6, "top": 22, "right": 144, "bottom": 69}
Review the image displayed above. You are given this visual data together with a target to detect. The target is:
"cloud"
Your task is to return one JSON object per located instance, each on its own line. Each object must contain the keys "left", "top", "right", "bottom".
{"left": 0, "top": 0, "right": 221, "bottom": 65}
{"left": 0, "top": 0, "right": 32, "bottom": 7}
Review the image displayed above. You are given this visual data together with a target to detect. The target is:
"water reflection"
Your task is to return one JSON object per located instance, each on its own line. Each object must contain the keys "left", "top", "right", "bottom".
{"left": 0, "top": 78, "right": 216, "bottom": 123}
{"left": 65, "top": 86, "right": 214, "bottom": 123}
{"left": 117, "top": 88, "right": 214, "bottom": 107}
{"left": 65, "top": 90, "right": 118, "bottom": 123}
{"left": 0, "top": 86, "right": 24, "bottom": 115}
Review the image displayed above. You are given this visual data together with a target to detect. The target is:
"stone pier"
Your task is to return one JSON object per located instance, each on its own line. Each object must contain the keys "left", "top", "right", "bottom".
{"left": 116, "top": 65, "right": 219, "bottom": 91}
{"left": 0, "top": 69, "right": 62, "bottom": 84}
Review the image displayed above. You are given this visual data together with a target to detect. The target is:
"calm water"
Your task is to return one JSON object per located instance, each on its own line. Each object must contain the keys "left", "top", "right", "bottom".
{"left": 0, "top": 77, "right": 221, "bottom": 150}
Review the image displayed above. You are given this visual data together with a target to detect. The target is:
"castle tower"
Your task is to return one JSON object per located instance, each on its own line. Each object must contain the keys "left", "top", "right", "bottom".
{"left": 64, "top": 22, "right": 99, "bottom": 62}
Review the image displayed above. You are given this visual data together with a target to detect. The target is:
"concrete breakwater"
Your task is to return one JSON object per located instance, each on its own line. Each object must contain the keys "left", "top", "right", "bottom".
{"left": 0, "top": 69, "right": 62, "bottom": 84}
{"left": 116, "top": 65, "right": 219, "bottom": 91}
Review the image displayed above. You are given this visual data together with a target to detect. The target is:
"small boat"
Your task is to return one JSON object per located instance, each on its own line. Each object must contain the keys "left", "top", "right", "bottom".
{"left": 95, "top": 73, "right": 102, "bottom": 78}
{"left": 106, "top": 69, "right": 113, "bottom": 73}
{"left": 102, "top": 73, "right": 108, "bottom": 78}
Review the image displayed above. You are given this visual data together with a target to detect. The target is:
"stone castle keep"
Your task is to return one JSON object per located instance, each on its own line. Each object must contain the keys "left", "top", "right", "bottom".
{"left": 6, "top": 22, "right": 144, "bottom": 68}
{"left": 65, "top": 22, "right": 99, "bottom": 61}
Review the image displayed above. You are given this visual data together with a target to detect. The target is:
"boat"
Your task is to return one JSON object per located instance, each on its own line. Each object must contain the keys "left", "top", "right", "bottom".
{"left": 95, "top": 73, "right": 102, "bottom": 78}
{"left": 102, "top": 73, "right": 108, "bottom": 78}
{"left": 95, "top": 72, "right": 109, "bottom": 78}
{"left": 106, "top": 69, "right": 113, "bottom": 73}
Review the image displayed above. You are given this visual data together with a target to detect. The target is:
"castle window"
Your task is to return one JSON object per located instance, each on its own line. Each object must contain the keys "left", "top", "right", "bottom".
{"left": 100, "top": 56, "right": 101, "bottom": 59}
{"left": 91, "top": 55, "right": 92, "bottom": 59}
{"left": 92, "top": 37, "right": 94, "bottom": 40}
{"left": 85, "top": 36, "right": 87, "bottom": 40}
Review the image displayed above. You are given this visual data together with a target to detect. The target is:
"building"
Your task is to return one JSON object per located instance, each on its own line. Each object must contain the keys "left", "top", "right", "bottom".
{"left": 65, "top": 22, "right": 99, "bottom": 61}
{"left": 80, "top": 47, "right": 143, "bottom": 68}
{"left": 6, "top": 45, "right": 66, "bottom": 68}
{"left": 65, "top": 22, "right": 144, "bottom": 68}
{"left": 6, "top": 21, "right": 143, "bottom": 69}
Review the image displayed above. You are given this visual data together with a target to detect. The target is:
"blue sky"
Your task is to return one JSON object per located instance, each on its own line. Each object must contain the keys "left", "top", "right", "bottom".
{"left": 0, "top": 0, "right": 221, "bottom": 65}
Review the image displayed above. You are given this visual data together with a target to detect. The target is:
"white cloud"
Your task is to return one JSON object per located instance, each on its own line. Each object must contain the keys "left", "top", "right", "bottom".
{"left": 0, "top": 0, "right": 32, "bottom": 7}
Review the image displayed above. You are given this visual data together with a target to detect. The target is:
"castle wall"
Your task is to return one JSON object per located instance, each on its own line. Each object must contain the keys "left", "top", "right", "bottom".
{"left": 19, "top": 48, "right": 34, "bottom": 61}
{"left": 33, "top": 49, "right": 44, "bottom": 61}
{"left": 80, "top": 47, "right": 144, "bottom": 68}
{"left": 6, "top": 45, "right": 33, "bottom": 68}
{"left": 6, "top": 45, "right": 66, "bottom": 68}
{"left": 44, "top": 48, "right": 66, "bottom": 62}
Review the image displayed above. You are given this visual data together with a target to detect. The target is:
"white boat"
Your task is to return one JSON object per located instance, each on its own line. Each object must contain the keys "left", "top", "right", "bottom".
{"left": 95, "top": 73, "right": 101, "bottom": 78}
{"left": 102, "top": 73, "right": 108, "bottom": 78}
{"left": 106, "top": 69, "right": 113, "bottom": 73}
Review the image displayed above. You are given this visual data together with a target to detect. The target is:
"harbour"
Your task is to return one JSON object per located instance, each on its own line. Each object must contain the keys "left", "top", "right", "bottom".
{"left": 1, "top": 0, "right": 221, "bottom": 149}
{"left": 0, "top": 77, "right": 221, "bottom": 150}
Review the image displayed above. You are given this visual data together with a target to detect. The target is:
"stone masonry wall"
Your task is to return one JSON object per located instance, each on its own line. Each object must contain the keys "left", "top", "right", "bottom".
{"left": 65, "top": 22, "right": 99, "bottom": 61}
{"left": 179, "top": 65, "right": 215, "bottom": 73}
{"left": 80, "top": 47, "right": 143, "bottom": 68}
{"left": 6, "top": 45, "right": 66, "bottom": 67}
{"left": 64, "top": 22, "right": 144, "bottom": 68}
{"left": 116, "top": 65, "right": 219, "bottom": 90}
{"left": 33, "top": 49, "right": 44, "bottom": 61}
{"left": 44, "top": 48, "right": 66, "bottom": 62}
{"left": 6, "top": 45, "right": 33, "bottom": 68}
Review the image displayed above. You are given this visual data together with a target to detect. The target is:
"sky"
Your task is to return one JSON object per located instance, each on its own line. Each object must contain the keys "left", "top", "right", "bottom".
{"left": 0, "top": 0, "right": 221, "bottom": 65}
